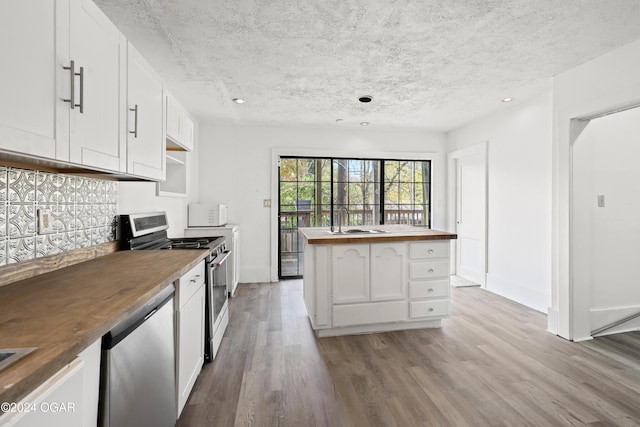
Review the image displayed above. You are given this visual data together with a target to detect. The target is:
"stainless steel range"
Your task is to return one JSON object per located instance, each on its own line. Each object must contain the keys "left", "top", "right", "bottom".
{"left": 119, "top": 211, "right": 230, "bottom": 362}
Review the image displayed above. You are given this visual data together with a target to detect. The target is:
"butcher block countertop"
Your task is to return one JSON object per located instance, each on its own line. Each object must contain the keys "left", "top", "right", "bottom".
{"left": 0, "top": 249, "right": 208, "bottom": 404}
{"left": 298, "top": 225, "right": 457, "bottom": 244}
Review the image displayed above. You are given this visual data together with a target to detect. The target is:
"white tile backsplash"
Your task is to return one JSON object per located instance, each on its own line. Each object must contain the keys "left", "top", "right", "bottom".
{"left": 0, "top": 167, "right": 118, "bottom": 267}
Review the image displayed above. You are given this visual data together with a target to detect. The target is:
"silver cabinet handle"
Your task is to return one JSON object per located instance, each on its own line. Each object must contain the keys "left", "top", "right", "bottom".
{"left": 77, "top": 66, "right": 84, "bottom": 113}
{"left": 428, "top": 288, "right": 434, "bottom": 293}
{"left": 428, "top": 307, "right": 434, "bottom": 312}
{"left": 129, "top": 104, "right": 138, "bottom": 138}
{"left": 190, "top": 274, "right": 201, "bottom": 283}
{"left": 62, "top": 60, "right": 76, "bottom": 109}
{"left": 428, "top": 268, "right": 434, "bottom": 273}
{"left": 428, "top": 249, "right": 434, "bottom": 254}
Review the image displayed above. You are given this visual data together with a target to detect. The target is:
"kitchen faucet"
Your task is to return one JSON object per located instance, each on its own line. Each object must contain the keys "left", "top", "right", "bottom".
{"left": 336, "top": 207, "right": 348, "bottom": 233}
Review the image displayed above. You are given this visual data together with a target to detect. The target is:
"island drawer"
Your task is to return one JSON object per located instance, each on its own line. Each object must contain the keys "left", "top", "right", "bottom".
{"left": 409, "top": 280, "right": 449, "bottom": 299}
{"left": 409, "top": 259, "right": 449, "bottom": 280}
{"left": 409, "top": 241, "right": 449, "bottom": 259}
{"left": 177, "top": 260, "right": 205, "bottom": 307}
{"left": 409, "top": 299, "right": 449, "bottom": 319}
{"left": 333, "top": 300, "right": 406, "bottom": 327}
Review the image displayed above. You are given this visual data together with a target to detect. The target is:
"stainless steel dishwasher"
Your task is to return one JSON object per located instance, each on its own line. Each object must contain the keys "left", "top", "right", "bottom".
{"left": 99, "top": 284, "right": 176, "bottom": 427}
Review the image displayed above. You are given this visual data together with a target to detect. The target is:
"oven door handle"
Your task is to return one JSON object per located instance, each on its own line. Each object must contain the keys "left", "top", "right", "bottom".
{"left": 211, "top": 251, "right": 231, "bottom": 268}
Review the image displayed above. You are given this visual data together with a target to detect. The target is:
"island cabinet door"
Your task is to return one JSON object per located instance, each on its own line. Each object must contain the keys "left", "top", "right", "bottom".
{"left": 332, "top": 244, "right": 370, "bottom": 304}
{"left": 370, "top": 243, "right": 407, "bottom": 301}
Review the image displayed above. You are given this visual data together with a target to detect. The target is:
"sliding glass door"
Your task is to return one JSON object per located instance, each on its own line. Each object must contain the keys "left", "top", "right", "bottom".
{"left": 278, "top": 156, "right": 431, "bottom": 279}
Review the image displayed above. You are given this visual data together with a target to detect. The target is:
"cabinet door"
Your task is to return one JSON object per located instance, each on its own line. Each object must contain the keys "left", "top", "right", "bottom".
{"left": 4, "top": 359, "right": 84, "bottom": 427}
{"left": 177, "top": 285, "right": 205, "bottom": 416}
{"left": 166, "top": 92, "right": 181, "bottom": 143}
{"left": 0, "top": 1, "right": 57, "bottom": 159}
{"left": 180, "top": 113, "right": 194, "bottom": 151}
{"left": 370, "top": 243, "right": 406, "bottom": 301}
{"left": 68, "top": 0, "right": 126, "bottom": 172}
{"left": 127, "top": 42, "right": 164, "bottom": 180}
{"left": 332, "top": 244, "right": 370, "bottom": 304}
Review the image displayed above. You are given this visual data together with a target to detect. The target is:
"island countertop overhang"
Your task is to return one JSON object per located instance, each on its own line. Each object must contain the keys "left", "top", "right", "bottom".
{"left": 298, "top": 225, "right": 457, "bottom": 245}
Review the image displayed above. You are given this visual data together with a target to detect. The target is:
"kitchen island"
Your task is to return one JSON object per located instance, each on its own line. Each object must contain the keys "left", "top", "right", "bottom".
{"left": 298, "top": 225, "right": 457, "bottom": 337}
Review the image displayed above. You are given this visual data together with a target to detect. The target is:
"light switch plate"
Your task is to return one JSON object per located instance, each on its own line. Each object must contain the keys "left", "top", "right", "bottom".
{"left": 597, "top": 194, "right": 605, "bottom": 208}
{"left": 38, "top": 208, "right": 54, "bottom": 234}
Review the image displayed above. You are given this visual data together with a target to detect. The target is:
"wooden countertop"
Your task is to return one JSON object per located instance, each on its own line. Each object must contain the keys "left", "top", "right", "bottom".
{"left": 0, "top": 249, "right": 208, "bottom": 404}
{"left": 298, "top": 225, "right": 457, "bottom": 244}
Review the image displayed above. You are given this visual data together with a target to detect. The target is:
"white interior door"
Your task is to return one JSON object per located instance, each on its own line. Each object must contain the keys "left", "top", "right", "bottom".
{"left": 454, "top": 149, "right": 487, "bottom": 286}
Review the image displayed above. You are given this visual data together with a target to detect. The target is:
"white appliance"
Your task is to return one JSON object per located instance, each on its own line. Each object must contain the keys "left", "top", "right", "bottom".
{"left": 188, "top": 203, "right": 228, "bottom": 227}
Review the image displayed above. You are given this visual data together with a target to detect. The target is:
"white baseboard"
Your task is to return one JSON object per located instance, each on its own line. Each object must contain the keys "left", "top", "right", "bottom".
{"left": 240, "top": 267, "right": 273, "bottom": 283}
{"left": 547, "top": 306, "right": 559, "bottom": 335}
{"left": 485, "top": 273, "right": 550, "bottom": 313}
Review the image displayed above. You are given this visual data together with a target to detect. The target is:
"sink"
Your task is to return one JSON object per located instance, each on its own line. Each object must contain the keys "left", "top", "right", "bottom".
{"left": 326, "top": 229, "right": 390, "bottom": 234}
{"left": 0, "top": 348, "right": 36, "bottom": 371}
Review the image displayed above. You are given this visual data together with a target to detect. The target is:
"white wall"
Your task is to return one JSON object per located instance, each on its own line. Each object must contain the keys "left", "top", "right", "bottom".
{"left": 552, "top": 38, "right": 640, "bottom": 340}
{"left": 118, "top": 125, "right": 199, "bottom": 237}
{"left": 197, "top": 123, "right": 446, "bottom": 283}
{"left": 446, "top": 93, "right": 553, "bottom": 312}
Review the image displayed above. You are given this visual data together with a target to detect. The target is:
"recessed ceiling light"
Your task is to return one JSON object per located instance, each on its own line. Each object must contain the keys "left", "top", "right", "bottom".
{"left": 501, "top": 97, "right": 513, "bottom": 103}
{"left": 359, "top": 95, "right": 373, "bottom": 103}
{"left": 360, "top": 121, "right": 370, "bottom": 126}
{"left": 232, "top": 98, "right": 246, "bottom": 104}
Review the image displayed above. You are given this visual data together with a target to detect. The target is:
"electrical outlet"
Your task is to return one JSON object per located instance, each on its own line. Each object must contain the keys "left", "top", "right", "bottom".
{"left": 38, "top": 209, "right": 54, "bottom": 235}
{"left": 263, "top": 199, "right": 271, "bottom": 208}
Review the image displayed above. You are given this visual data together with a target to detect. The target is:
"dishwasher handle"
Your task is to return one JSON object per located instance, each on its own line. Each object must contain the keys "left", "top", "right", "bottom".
{"left": 102, "top": 284, "right": 175, "bottom": 350}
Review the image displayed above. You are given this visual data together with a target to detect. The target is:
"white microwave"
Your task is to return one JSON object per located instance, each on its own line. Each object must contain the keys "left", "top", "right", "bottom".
{"left": 188, "top": 204, "right": 228, "bottom": 227}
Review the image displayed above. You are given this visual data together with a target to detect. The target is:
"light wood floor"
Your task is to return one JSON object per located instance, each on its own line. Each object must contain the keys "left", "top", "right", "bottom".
{"left": 177, "top": 281, "right": 640, "bottom": 426}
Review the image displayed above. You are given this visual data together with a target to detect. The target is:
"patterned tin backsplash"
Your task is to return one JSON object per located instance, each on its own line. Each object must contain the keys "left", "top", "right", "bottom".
{"left": 0, "top": 166, "right": 117, "bottom": 265}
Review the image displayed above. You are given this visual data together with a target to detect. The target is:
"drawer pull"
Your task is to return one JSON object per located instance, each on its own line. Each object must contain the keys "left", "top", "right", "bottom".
{"left": 428, "top": 268, "right": 434, "bottom": 273}
{"left": 428, "top": 288, "right": 434, "bottom": 293}
{"left": 428, "top": 308, "right": 434, "bottom": 312}
{"left": 428, "top": 249, "right": 434, "bottom": 254}
{"left": 190, "top": 274, "right": 201, "bottom": 283}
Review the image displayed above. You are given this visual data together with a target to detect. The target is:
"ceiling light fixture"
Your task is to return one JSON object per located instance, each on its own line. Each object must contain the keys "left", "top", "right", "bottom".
{"left": 359, "top": 95, "right": 373, "bottom": 103}
{"left": 360, "top": 121, "right": 369, "bottom": 126}
{"left": 232, "top": 98, "right": 246, "bottom": 104}
{"left": 501, "top": 97, "right": 513, "bottom": 103}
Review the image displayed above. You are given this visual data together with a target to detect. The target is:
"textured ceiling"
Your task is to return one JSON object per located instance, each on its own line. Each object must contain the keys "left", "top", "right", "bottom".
{"left": 95, "top": 0, "right": 640, "bottom": 132}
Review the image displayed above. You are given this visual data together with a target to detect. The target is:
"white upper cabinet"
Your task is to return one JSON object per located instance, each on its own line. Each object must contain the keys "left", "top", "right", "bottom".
{"left": 66, "top": 0, "right": 126, "bottom": 172}
{"left": 0, "top": 1, "right": 57, "bottom": 158}
{"left": 1, "top": 0, "right": 195, "bottom": 180}
{"left": 166, "top": 91, "right": 194, "bottom": 152}
{"left": 126, "top": 42, "right": 165, "bottom": 180}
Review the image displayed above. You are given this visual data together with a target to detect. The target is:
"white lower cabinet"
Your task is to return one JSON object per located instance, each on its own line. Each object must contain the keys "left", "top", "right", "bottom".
{"left": 371, "top": 243, "right": 407, "bottom": 301}
{"left": 332, "top": 244, "right": 369, "bottom": 304}
{"left": 408, "top": 241, "right": 450, "bottom": 320}
{"left": 175, "top": 261, "right": 206, "bottom": 418}
{"left": 303, "top": 240, "right": 451, "bottom": 337}
{"left": 0, "top": 339, "right": 101, "bottom": 427}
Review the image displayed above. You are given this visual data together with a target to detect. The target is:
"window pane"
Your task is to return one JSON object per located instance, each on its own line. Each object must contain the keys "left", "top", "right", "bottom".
{"left": 297, "top": 158, "right": 314, "bottom": 180}
{"left": 296, "top": 183, "right": 315, "bottom": 207}
{"left": 319, "top": 159, "right": 332, "bottom": 181}
{"left": 385, "top": 161, "right": 400, "bottom": 182}
{"left": 280, "top": 158, "right": 298, "bottom": 182}
{"left": 279, "top": 182, "right": 297, "bottom": 206}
